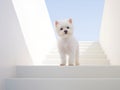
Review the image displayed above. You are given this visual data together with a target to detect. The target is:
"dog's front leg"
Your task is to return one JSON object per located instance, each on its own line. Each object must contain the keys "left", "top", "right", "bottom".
{"left": 59, "top": 51, "right": 66, "bottom": 66}
{"left": 68, "top": 51, "right": 75, "bottom": 66}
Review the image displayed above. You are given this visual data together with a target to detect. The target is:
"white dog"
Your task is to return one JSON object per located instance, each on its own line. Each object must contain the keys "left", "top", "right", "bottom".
{"left": 55, "top": 18, "right": 79, "bottom": 66}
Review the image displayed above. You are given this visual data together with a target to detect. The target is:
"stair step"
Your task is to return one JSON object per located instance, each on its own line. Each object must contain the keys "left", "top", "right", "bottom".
{"left": 48, "top": 52, "right": 105, "bottom": 55}
{"left": 52, "top": 45, "right": 101, "bottom": 49}
{"left": 5, "top": 78, "right": 120, "bottom": 90}
{"left": 78, "top": 41, "right": 100, "bottom": 45}
{"left": 51, "top": 50, "right": 104, "bottom": 53}
{"left": 16, "top": 66, "right": 120, "bottom": 78}
{"left": 48, "top": 50, "right": 105, "bottom": 53}
{"left": 43, "top": 59, "right": 110, "bottom": 65}
{"left": 44, "top": 58, "right": 108, "bottom": 61}
{"left": 46, "top": 55, "right": 106, "bottom": 58}
{"left": 52, "top": 48, "right": 104, "bottom": 51}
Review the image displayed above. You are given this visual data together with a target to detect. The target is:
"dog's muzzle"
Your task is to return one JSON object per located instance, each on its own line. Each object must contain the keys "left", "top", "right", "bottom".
{"left": 64, "top": 30, "right": 68, "bottom": 34}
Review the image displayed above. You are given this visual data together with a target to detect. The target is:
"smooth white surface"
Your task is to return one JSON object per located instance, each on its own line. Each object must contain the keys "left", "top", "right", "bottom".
{"left": 12, "top": 0, "right": 56, "bottom": 65}
{"left": 100, "top": 0, "right": 120, "bottom": 65}
{"left": 16, "top": 66, "right": 120, "bottom": 78}
{"left": 0, "top": 0, "right": 32, "bottom": 90}
{"left": 5, "top": 78, "right": 120, "bottom": 90}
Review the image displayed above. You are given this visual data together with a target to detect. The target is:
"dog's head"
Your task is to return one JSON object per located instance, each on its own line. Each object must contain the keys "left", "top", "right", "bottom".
{"left": 55, "top": 18, "right": 73, "bottom": 39}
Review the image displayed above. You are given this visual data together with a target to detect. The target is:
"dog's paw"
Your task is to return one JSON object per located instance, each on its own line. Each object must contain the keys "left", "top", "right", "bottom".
{"left": 60, "top": 64, "right": 65, "bottom": 66}
{"left": 68, "top": 64, "right": 74, "bottom": 66}
{"left": 75, "top": 63, "right": 80, "bottom": 66}
{"left": 75, "top": 62, "right": 80, "bottom": 66}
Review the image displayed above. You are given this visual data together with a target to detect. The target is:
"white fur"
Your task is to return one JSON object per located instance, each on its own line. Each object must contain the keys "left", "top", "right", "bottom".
{"left": 55, "top": 18, "right": 79, "bottom": 66}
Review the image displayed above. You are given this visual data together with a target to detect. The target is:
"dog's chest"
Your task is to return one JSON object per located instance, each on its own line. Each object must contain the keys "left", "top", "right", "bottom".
{"left": 59, "top": 39, "right": 73, "bottom": 53}
{"left": 63, "top": 42, "right": 70, "bottom": 50}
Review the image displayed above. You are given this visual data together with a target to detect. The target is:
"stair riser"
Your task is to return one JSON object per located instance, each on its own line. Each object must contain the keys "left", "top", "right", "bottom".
{"left": 16, "top": 66, "right": 120, "bottom": 78}
{"left": 6, "top": 78, "right": 120, "bottom": 90}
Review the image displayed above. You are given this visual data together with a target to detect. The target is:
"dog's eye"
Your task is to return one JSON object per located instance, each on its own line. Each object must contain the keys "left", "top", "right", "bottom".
{"left": 66, "top": 26, "right": 70, "bottom": 29}
{"left": 60, "top": 28, "right": 63, "bottom": 30}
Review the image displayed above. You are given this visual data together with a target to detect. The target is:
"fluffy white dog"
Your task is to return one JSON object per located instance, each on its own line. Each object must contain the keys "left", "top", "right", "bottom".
{"left": 55, "top": 18, "right": 79, "bottom": 66}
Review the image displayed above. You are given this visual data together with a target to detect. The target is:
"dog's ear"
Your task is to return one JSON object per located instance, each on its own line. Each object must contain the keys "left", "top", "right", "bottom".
{"left": 68, "top": 18, "right": 72, "bottom": 24}
{"left": 55, "top": 21, "right": 59, "bottom": 26}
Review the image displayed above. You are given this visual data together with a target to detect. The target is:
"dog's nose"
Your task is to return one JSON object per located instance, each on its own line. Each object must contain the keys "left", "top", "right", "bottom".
{"left": 64, "top": 30, "right": 68, "bottom": 34}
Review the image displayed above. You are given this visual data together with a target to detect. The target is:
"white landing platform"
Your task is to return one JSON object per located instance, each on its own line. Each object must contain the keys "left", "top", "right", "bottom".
{"left": 5, "top": 66, "right": 120, "bottom": 90}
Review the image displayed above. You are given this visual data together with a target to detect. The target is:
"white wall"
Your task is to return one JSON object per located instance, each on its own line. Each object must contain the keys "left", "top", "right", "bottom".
{"left": 12, "top": 0, "right": 56, "bottom": 65}
{"left": 100, "top": 0, "right": 120, "bottom": 65}
{"left": 0, "top": 0, "right": 33, "bottom": 89}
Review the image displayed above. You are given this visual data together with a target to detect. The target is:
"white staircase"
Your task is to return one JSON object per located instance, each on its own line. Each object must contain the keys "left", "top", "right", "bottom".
{"left": 5, "top": 41, "right": 120, "bottom": 90}
{"left": 5, "top": 66, "right": 120, "bottom": 90}
{"left": 43, "top": 41, "right": 109, "bottom": 65}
